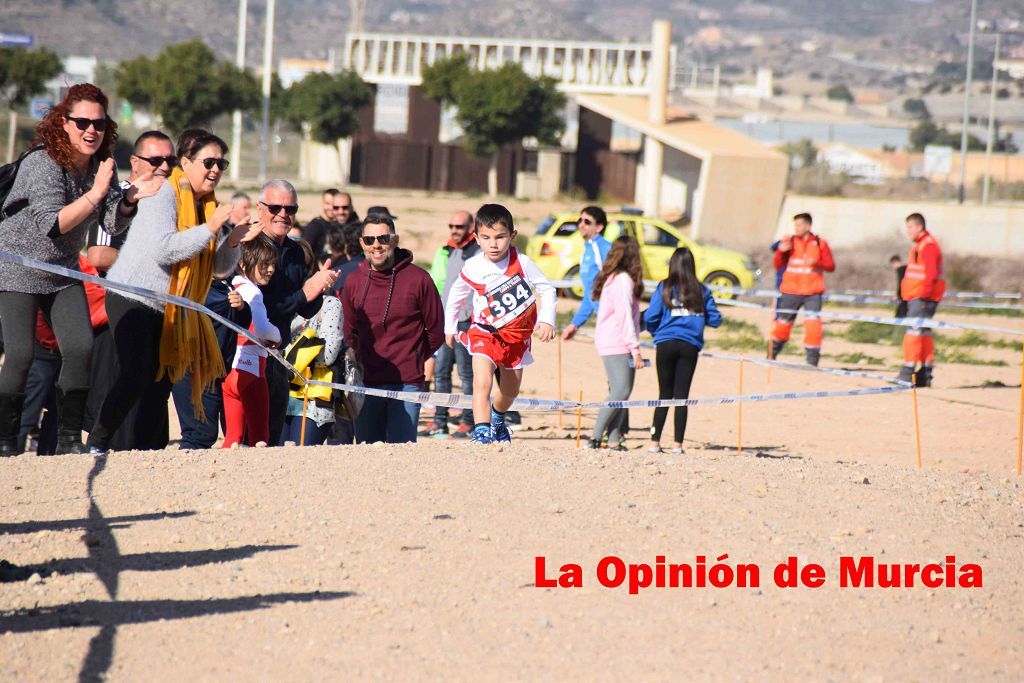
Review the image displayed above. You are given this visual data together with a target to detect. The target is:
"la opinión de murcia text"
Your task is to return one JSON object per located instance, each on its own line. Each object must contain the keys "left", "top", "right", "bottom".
{"left": 535, "top": 555, "right": 983, "bottom": 595}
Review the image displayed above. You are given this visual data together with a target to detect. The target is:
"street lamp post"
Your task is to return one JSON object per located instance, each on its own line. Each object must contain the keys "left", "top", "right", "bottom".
{"left": 982, "top": 31, "right": 1000, "bottom": 206}
{"left": 258, "top": 0, "right": 276, "bottom": 183}
{"left": 230, "top": 0, "right": 248, "bottom": 183}
{"left": 957, "top": 0, "right": 978, "bottom": 204}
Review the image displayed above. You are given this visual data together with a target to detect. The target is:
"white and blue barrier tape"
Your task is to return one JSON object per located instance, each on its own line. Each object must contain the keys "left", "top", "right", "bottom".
{"left": 707, "top": 286, "right": 1024, "bottom": 312}
{"left": 0, "top": 251, "right": 914, "bottom": 412}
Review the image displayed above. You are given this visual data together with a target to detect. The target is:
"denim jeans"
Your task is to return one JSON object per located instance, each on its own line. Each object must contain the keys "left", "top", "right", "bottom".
{"left": 432, "top": 322, "right": 473, "bottom": 427}
{"left": 283, "top": 415, "right": 332, "bottom": 445}
{"left": 172, "top": 372, "right": 225, "bottom": 450}
{"left": 354, "top": 383, "right": 423, "bottom": 444}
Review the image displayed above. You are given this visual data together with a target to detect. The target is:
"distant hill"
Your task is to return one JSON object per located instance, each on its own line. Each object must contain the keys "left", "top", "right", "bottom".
{"left": 3, "top": 0, "right": 1022, "bottom": 66}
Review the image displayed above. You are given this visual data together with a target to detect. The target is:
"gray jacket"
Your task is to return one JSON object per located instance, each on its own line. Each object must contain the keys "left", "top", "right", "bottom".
{"left": 107, "top": 181, "right": 240, "bottom": 311}
{"left": 442, "top": 239, "right": 480, "bottom": 323}
{"left": 0, "top": 149, "right": 133, "bottom": 293}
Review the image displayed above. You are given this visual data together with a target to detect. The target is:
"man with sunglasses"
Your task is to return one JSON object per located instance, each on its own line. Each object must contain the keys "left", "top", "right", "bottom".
{"left": 303, "top": 188, "right": 360, "bottom": 266}
{"left": 421, "top": 210, "right": 479, "bottom": 438}
{"left": 342, "top": 209, "right": 444, "bottom": 444}
{"left": 86, "top": 130, "right": 176, "bottom": 274}
{"left": 561, "top": 206, "right": 612, "bottom": 342}
{"left": 257, "top": 179, "right": 338, "bottom": 444}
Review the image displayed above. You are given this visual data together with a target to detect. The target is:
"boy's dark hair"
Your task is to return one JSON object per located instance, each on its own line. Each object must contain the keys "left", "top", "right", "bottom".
{"left": 793, "top": 212, "right": 813, "bottom": 224}
{"left": 889, "top": 254, "right": 902, "bottom": 263}
{"left": 363, "top": 213, "right": 396, "bottom": 234}
{"left": 343, "top": 221, "right": 363, "bottom": 257}
{"left": 475, "top": 203, "right": 515, "bottom": 234}
{"left": 906, "top": 212, "right": 926, "bottom": 229}
{"left": 581, "top": 205, "right": 607, "bottom": 228}
{"left": 238, "top": 233, "right": 278, "bottom": 278}
{"left": 328, "top": 222, "right": 347, "bottom": 255}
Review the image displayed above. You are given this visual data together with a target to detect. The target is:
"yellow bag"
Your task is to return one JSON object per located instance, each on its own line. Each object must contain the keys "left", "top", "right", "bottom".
{"left": 290, "top": 362, "right": 334, "bottom": 403}
{"left": 284, "top": 328, "right": 324, "bottom": 375}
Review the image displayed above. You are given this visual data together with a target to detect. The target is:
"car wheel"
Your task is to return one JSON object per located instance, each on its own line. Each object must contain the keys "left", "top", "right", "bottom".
{"left": 703, "top": 270, "right": 741, "bottom": 299}
{"left": 562, "top": 265, "right": 584, "bottom": 300}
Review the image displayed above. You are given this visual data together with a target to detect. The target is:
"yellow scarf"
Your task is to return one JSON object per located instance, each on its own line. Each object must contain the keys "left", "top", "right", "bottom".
{"left": 157, "top": 167, "right": 226, "bottom": 420}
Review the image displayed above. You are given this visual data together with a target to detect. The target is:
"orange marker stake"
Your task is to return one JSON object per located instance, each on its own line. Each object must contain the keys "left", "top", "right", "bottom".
{"left": 737, "top": 358, "right": 744, "bottom": 456}
{"left": 576, "top": 389, "right": 583, "bottom": 448}
{"left": 300, "top": 381, "right": 309, "bottom": 446}
{"left": 912, "top": 382, "right": 923, "bottom": 469}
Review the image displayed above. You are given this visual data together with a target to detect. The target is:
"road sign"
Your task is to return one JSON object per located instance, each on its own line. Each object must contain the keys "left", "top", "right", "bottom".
{"left": 0, "top": 33, "right": 33, "bottom": 47}
{"left": 923, "top": 145, "right": 953, "bottom": 176}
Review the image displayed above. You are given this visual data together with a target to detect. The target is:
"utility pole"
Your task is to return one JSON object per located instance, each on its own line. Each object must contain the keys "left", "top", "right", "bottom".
{"left": 258, "top": 0, "right": 276, "bottom": 183}
{"left": 957, "top": 0, "right": 978, "bottom": 204}
{"left": 230, "top": 0, "right": 248, "bottom": 182}
{"left": 982, "top": 31, "right": 1000, "bottom": 206}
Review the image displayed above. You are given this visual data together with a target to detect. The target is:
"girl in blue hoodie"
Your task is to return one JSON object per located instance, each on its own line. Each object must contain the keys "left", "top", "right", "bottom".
{"left": 642, "top": 247, "right": 722, "bottom": 454}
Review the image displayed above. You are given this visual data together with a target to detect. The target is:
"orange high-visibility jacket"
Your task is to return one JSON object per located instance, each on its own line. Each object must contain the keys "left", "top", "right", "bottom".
{"left": 774, "top": 233, "right": 835, "bottom": 296}
{"left": 901, "top": 231, "right": 945, "bottom": 302}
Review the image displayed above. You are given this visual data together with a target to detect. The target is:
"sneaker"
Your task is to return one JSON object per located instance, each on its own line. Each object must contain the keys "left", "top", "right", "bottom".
{"left": 505, "top": 411, "right": 522, "bottom": 425}
{"left": 586, "top": 438, "right": 601, "bottom": 449}
{"left": 418, "top": 424, "right": 448, "bottom": 438}
{"left": 471, "top": 425, "right": 494, "bottom": 444}
{"left": 608, "top": 443, "right": 628, "bottom": 452}
{"left": 492, "top": 423, "right": 512, "bottom": 443}
{"left": 451, "top": 423, "right": 473, "bottom": 439}
{"left": 897, "top": 365, "right": 915, "bottom": 384}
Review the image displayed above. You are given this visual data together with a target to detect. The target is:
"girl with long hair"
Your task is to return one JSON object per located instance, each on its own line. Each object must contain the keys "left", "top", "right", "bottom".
{"left": 0, "top": 83, "right": 163, "bottom": 455}
{"left": 588, "top": 236, "right": 645, "bottom": 450}
{"left": 643, "top": 247, "right": 722, "bottom": 454}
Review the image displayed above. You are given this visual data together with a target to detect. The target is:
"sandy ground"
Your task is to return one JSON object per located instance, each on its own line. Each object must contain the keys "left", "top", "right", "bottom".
{"left": 3, "top": 188, "right": 1024, "bottom": 679}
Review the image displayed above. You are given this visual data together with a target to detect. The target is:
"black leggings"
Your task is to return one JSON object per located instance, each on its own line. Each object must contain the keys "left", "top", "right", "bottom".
{"left": 87, "top": 293, "right": 167, "bottom": 449}
{"left": 651, "top": 339, "right": 700, "bottom": 444}
{"left": 0, "top": 288, "right": 93, "bottom": 394}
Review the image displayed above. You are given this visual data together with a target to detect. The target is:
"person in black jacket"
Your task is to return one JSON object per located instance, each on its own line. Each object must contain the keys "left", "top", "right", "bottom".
{"left": 890, "top": 254, "right": 908, "bottom": 319}
{"left": 257, "top": 179, "right": 337, "bottom": 444}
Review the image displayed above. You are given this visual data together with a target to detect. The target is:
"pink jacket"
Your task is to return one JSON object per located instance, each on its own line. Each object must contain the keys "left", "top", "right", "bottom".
{"left": 593, "top": 272, "right": 641, "bottom": 356}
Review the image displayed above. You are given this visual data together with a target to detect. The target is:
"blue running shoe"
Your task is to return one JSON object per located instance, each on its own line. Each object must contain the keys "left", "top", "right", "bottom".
{"left": 492, "top": 423, "right": 512, "bottom": 443}
{"left": 471, "top": 424, "right": 494, "bottom": 444}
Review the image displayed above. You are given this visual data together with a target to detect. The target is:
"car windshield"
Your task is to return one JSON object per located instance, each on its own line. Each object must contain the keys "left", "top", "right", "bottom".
{"left": 534, "top": 215, "right": 556, "bottom": 235}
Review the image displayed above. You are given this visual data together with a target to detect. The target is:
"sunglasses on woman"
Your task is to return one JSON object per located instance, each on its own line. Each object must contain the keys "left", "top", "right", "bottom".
{"left": 198, "top": 158, "right": 230, "bottom": 171}
{"left": 260, "top": 202, "right": 299, "bottom": 216}
{"left": 66, "top": 116, "right": 108, "bottom": 132}
{"left": 360, "top": 235, "right": 394, "bottom": 246}
{"left": 136, "top": 155, "right": 178, "bottom": 168}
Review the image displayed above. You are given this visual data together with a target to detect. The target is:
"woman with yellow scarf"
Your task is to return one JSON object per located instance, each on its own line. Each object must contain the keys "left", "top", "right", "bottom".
{"left": 87, "top": 129, "right": 260, "bottom": 454}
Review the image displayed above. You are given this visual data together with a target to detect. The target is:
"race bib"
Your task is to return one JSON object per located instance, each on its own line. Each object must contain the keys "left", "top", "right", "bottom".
{"left": 669, "top": 306, "right": 695, "bottom": 317}
{"left": 486, "top": 274, "right": 535, "bottom": 329}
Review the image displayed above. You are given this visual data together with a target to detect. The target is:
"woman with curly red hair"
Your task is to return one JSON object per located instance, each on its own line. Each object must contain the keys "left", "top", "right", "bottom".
{"left": 0, "top": 83, "right": 163, "bottom": 455}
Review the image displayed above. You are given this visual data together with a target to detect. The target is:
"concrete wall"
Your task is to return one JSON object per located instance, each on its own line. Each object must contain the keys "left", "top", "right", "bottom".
{"left": 634, "top": 146, "right": 701, "bottom": 218}
{"left": 698, "top": 154, "right": 790, "bottom": 251}
{"left": 778, "top": 195, "right": 1024, "bottom": 257}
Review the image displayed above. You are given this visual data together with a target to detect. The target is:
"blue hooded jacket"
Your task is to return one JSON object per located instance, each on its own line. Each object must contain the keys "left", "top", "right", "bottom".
{"left": 570, "top": 234, "right": 613, "bottom": 328}
{"left": 643, "top": 283, "right": 723, "bottom": 350}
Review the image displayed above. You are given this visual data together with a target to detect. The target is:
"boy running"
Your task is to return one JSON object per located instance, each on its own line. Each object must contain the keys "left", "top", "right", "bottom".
{"left": 444, "top": 204, "right": 556, "bottom": 444}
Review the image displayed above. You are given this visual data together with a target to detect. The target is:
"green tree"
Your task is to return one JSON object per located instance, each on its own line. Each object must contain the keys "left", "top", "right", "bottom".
{"left": 114, "top": 41, "right": 260, "bottom": 133}
{"left": 280, "top": 70, "right": 371, "bottom": 144}
{"left": 421, "top": 55, "right": 472, "bottom": 106}
{"left": 423, "top": 62, "right": 565, "bottom": 196}
{"left": 902, "top": 97, "right": 930, "bottom": 120}
{"left": 909, "top": 120, "right": 938, "bottom": 150}
{"left": 826, "top": 83, "right": 854, "bottom": 103}
{"left": 0, "top": 46, "right": 62, "bottom": 161}
{"left": 779, "top": 138, "right": 817, "bottom": 169}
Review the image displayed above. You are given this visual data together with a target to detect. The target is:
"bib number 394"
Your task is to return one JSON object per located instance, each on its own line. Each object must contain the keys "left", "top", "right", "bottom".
{"left": 486, "top": 274, "right": 535, "bottom": 328}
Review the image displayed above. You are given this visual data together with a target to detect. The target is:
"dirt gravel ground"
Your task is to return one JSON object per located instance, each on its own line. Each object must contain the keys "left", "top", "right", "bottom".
{"left": 3, "top": 187, "right": 1024, "bottom": 678}
{"left": 2, "top": 309, "right": 1024, "bottom": 679}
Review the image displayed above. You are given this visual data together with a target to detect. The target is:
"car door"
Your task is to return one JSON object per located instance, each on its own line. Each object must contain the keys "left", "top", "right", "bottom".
{"left": 637, "top": 221, "right": 682, "bottom": 282}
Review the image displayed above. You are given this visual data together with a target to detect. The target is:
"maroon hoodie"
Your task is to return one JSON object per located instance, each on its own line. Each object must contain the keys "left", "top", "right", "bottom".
{"left": 342, "top": 248, "right": 445, "bottom": 386}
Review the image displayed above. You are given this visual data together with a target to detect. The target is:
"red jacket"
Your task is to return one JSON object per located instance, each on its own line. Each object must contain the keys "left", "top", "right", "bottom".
{"left": 342, "top": 248, "right": 445, "bottom": 386}
{"left": 36, "top": 256, "right": 109, "bottom": 351}
{"left": 774, "top": 233, "right": 835, "bottom": 296}
{"left": 901, "top": 231, "right": 945, "bottom": 302}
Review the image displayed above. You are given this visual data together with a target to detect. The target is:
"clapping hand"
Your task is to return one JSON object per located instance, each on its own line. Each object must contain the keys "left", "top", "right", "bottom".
{"left": 124, "top": 168, "right": 165, "bottom": 202}
{"left": 302, "top": 258, "right": 339, "bottom": 301}
{"left": 93, "top": 158, "right": 115, "bottom": 197}
{"left": 229, "top": 217, "right": 263, "bottom": 246}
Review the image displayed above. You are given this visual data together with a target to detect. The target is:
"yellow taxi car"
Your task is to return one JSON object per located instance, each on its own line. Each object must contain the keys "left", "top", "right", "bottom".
{"left": 524, "top": 210, "right": 760, "bottom": 297}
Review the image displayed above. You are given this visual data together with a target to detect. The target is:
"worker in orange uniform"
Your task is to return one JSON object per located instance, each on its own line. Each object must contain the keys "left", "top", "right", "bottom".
{"left": 769, "top": 213, "right": 835, "bottom": 366}
{"left": 898, "top": 213, "right": 944, "bottom": 387}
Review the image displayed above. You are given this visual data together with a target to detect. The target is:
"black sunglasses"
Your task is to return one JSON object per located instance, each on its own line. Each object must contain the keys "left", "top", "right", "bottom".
{"left": 449, "top": 223, "right": 471, "bottom": 229}
{"left": 66, "top": 116, "right": 108, "bottom": 132}
{"left": 135, "top": 154, "right": 178, "bottom": 168}
{"left": 334, "top": 204, "right": 352, "bottom": 211}
{"left": 260, "top": 202, "right": 299, "bottom": 216}
{"left": 198, "top": 157, "right": 230, "bottom": 171}
{"left": 361, "top": 235, "right": 394, "bottom": 246}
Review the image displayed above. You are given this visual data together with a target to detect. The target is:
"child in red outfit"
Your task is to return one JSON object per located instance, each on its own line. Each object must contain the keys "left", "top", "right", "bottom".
{"left": 222, "top": 235, "right": 281, "bottom": 447}
{"left": 443, "top": 204, "right": 556, "bottom": 444}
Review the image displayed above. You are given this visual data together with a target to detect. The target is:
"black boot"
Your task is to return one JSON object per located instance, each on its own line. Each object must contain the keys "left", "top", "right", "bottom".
{"left": 805, "top": 347, "right": 821, "bottom": 367}
{"left": 54, "top": 388, "right": 90, "bottom": 455}
{"left": 769, "top": 339, "right": 785, "bottom": 360}
{"left": 0, "top": 393, "right": 25, "bottom": 456}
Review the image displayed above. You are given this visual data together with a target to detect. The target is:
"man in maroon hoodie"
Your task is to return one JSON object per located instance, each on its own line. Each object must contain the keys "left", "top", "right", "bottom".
{"left": 342, "top": 210, "right": 445, "bottom": 443}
